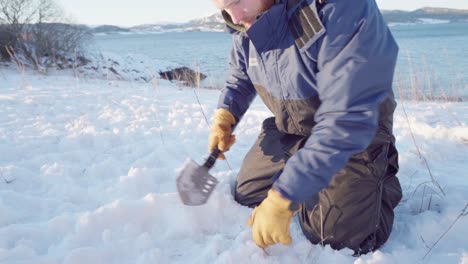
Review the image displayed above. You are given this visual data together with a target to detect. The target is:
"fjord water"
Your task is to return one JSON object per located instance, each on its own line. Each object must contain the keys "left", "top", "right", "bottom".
{"left": 93, "top": 22, "right": 468, "bottom": 99}
{"left": 391, "top": 22, "right": 468, "bottom": 100}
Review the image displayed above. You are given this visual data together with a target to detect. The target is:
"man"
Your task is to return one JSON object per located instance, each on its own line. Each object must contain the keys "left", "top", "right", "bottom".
{"left": 208, "top": 0, "right": 403, "bottom": 255}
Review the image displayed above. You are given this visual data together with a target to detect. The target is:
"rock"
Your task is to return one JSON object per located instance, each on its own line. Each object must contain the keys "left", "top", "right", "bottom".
{"left": 159, "top": 67, "right": 207, "bottom": 87}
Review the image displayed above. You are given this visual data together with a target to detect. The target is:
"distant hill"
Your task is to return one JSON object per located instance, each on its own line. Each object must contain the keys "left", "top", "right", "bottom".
{"left": 128, "top": 13, "right": 225, "bottom": 33}
{"left": 91, "top": 25, "right": 130, "bottom": 34}
{"left": 92, "top": 7, "right": 468, "bottom": 34}
{"left": 185, "top": 13, "right": 226, "bottom": 31}
{"left": 382, "top": 7, "right": 468, "bottom": 24}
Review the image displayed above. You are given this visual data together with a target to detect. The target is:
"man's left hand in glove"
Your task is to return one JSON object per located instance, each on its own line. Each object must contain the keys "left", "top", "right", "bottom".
{"left": 247, "top": 189, "right": 300, "bottom": 248}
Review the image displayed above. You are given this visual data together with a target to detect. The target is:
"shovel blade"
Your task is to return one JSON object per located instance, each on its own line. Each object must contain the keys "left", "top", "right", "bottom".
{"left": 176, "top": 159, "right": 218, "bottom": 206}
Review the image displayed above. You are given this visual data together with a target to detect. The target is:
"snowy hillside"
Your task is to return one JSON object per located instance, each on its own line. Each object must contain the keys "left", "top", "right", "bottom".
{"left": 0, "top": 65, "right": 467, "bottom": 263}
{"left": 127, "top": 14, "right": 225, "bottom": 33}
{"left": 115, "top": 7, "right": 468, "bottom": 33}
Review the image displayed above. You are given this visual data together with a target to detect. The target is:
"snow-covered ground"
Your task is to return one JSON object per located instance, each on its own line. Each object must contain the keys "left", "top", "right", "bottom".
{"left": 0, "top": 66, "right": 467, "bottom": 264}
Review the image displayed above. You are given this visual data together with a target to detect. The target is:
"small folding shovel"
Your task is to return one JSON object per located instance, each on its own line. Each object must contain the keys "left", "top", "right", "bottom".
{"left": 176, "top": 148, "right": 221, "bottom": 206}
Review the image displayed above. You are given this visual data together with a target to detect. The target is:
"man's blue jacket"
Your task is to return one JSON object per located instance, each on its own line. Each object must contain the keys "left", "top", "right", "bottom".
{"left": 218, "top": 0, "right": 399, "bottom": 204}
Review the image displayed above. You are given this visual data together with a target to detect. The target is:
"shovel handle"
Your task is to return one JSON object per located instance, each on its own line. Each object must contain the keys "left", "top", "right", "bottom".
{"left": 203, "top": 147, "right": 222, "bottom": 169}
{"left": 203, "top": 124, "right": 236, "bottom": 169}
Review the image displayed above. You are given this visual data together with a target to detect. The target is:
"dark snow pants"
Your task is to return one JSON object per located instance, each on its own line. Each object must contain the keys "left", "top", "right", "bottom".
{"left": 234, "top": 117, "right": 402, "bottom": 255}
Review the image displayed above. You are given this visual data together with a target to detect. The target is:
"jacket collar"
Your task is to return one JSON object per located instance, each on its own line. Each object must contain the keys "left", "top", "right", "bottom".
{"left": 222, "top": 0, "right": 283, "bottom": 34}
{"left": 246, "top": 3, "right": 288, "bottom": 52}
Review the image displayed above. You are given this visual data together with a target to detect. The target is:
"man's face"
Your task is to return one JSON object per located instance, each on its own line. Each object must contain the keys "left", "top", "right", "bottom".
{"left": 214, "top": 0, "right": 273, "bottom": 29}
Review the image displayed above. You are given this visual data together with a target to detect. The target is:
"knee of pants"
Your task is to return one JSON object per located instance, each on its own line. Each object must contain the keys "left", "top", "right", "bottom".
{"left": 299, "top": 204, "right": 374, "bottom": 250}
{"left": 299, "top": 189, "right": 398, "bottom": 252}
{"left": 233, "top": 181, "right": 270, "bottom": 208}
{"left": 233, "top": 169, "right": 283, "bottom": 207}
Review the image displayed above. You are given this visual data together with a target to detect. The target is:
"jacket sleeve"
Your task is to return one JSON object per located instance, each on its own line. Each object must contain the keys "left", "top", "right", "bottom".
{"left": 218, "top": 34, "right": 257, "bottom": 122}
{"left": 273, "top": 0, "right": 399, "bottom": 203}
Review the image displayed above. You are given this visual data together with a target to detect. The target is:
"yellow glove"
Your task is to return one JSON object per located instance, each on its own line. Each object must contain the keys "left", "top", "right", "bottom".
{"left": 208, "top": 109, "right": 236, "bottom": 160}
{"left": 247, "top": 189, "right": 298, "bottom": 248}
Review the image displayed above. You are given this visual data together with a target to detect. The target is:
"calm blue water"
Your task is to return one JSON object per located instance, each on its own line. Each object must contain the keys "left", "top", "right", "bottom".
{"left": 391, "top": 22, "right": 468, "bottom": 99}
{"left": 92, "top": 31, "right": 232, "bottom": 87}
{"left": 93, "top": 22, "right": 468, "bottom": 99}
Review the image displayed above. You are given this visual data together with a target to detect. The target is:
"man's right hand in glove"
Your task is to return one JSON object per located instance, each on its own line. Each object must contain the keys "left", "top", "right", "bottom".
{"left": 208, "top": 109, "right": 236, "bottom": 160}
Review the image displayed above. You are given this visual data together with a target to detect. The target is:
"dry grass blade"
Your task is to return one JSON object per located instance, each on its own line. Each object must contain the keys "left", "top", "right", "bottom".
{"left": 399, "top": 99, "right": 446, "bottom": 197}
{"left": 193, "top": 89, "right": 210, "bottom": 129}
{"left": 421, "top": 156, "right": 446, "bottom": 196}
{"left": 6, "top": 45, "right": 24, "bottom": 73}
{"left": 262, "top": 248, "right": 270, "bottom": 256}
{"left": 149, "top": 75, "right": 166, "bottom": 147}
{"left": 398, "top": 49, "right": 465, "bottom": 103}
{"left": 423, "top": 203, "right": 468, "bottom": 259}
{"left": 420, "top": 235, "right": 431, "bottom": 249}
{"left": 191, "top": 69, "right": 232, "bottom": 170}
{"left": 419, "top": 185, "right": 427, "bottom": 213}
{"left": 400, "top": 101, "right": 421, "bottom": 158}
{"left": 409, "top": 181, "right": 433, "bottom": 200}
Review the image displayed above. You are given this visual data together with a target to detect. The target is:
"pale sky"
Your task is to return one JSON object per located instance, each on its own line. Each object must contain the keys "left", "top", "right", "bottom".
{"left": 55, "top": 0, "right": 468, "bottom": 27}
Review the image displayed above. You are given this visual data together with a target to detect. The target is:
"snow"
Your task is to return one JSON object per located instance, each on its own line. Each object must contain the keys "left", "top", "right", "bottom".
{"left": 417, "top": 18, "right": 451, "bottom": 24}
{"left": 0, "top": 65, "right": 467, "bottom": 263}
